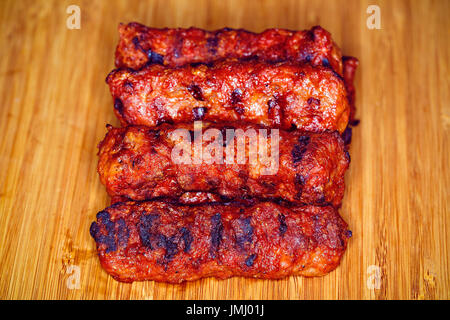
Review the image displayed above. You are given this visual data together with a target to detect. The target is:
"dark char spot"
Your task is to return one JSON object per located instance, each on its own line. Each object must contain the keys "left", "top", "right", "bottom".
{"left": 180, "top": 227, "right": 193, "bottom": 253}
{"left": 295, "top": 173, "right": 306, "bottom": 186}
{"left": 322, "top": 57, "right": 331, "bottom": 68}
{"left": 341, "top": 126, "right": 352, "bottom": 145}
{"left": 345, "top": 150, "right": 351, "bottom": 163}
{"left": 124, "top": 81, "right": 134, "bottom": 90}
{"left": 190, "top": 61, "right": 214, "bottom": 68}
{"left": 148, "top": 50, "right": 164, "bottom": 65}
{"left": 267, "top": 98, "right": 277, "bottom": 112}
{"left": 187, "top": 84, "right": 205, "bottom": 101}
{"left": 245, "top": 254, "right": 257, "bottom": 267}
{"left": 158, "top": 234, "right": 178, "bottom": 262}
{"left": 303, "top": 53, "right": 313, "bottom": 63}
{"left": 206, "top": 36, "right": 219, "bottom": 54}
{"left": 291, "top": 136, "right": 311, "bottom": 163}
{"left": 90, "top": 211, "right": 130, "bottom": 253}
{"left": 132, "top": 37, "right": 142, "bottom": 50}
{"left": 317, "top": 194, "right": 326, "bottom": 204}
{"left": 278, "top": 214, "right": 287, "bottom": 236}
{"left": 298, "top": 135, "right": 311, "bottom": 145}
{"left": 115, "top": 218, "right": 129, "bottom": 248}
{"left": 210, "top": 213, "right": 223, "bottom": 258}
{"left": 114, "top": 98, "right": 124, "bottom": 116}
{"left": 307, "top": 97, "right": 321, "bottom": 106}
{"left": 236, "top": 217, "right": 253, "bottom": 249}
{"left": 230, "top": 88, "right": 242, "bottom": 105}
{"left": 294, "top": 174, "right": 306, "bottom": 199}
{"left": 230, "top": 89, "right": 245, "bottom": 114}
{"left": 138, "top": 213, "right": 158, "bottom": 249}
{"left": 308, "top": 29, "right": 316, "bottom": 41}
{"left": 234, "top": 106, "right": 245, "bottom": 115}
{"left": 192, "top": 107, "right": 207, "bottom": 120}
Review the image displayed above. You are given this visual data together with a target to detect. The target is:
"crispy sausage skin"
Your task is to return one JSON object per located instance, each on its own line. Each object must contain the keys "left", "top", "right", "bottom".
{"left": 106, "top": 60, "right": 350, "bottom": 132}
{"left": 115, "top": 23, "right": 343, "bottom": 75}
{"left": 98, "top": 123, "right": 349, "bottom": 207}
{"left": 90, "top": 201, "right": 350, "bottom": 283}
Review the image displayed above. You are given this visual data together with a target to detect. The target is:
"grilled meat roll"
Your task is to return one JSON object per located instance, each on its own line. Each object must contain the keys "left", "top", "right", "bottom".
{"left": 107, "top": 60, "right": 349, "bottom": 132}
{"left": 115, "top": 23, "right": 343, "bottom": 74}
{"left": 98, "top": 123, "right": 349, "bottom": 207}
{"left": 90, "top": 200, "right": 350, "bottom": 283}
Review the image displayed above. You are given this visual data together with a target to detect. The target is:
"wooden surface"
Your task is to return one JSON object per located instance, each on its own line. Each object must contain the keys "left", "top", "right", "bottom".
{"left": 0, "top": 0, "right": 448, "bottom": 300}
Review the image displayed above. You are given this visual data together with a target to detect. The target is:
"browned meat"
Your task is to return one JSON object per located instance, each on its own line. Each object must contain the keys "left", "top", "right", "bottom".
{"left": 90, "top": 200, "right": 350, "bottom": 283}
{"left": 106, "top": 60, "right": 350, "bottom": 132}
{"left": 98, "top": 123, "right": 349, "bottom": 207}
{"left": 115, "top": 23, "right": 343, "bottom": 75}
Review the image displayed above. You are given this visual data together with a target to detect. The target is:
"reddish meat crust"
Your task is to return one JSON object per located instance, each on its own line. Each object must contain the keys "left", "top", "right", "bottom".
{"left": 98, "top": 123, "right": 349, "bottom": 207}
{"left": 107, "top": 60, "right": 350, "bottom": 132}
{"left": 343, "top": 56, "right": 359, "bottom": 123}
{"left": 90, "top": 201, "right": 350, "bottom": 283}
{"left": 115, "top": 23, "right": 343, "bottom": 75}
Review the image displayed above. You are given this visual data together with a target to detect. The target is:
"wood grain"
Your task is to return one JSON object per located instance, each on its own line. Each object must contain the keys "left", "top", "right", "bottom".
{"left": 0, "top": 0, "right": 448, "bottom": 300}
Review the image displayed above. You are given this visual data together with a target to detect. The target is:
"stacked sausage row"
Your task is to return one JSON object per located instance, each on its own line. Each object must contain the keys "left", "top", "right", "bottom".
{"left": 90, "top": 23, "right": 358, "bottom": 283}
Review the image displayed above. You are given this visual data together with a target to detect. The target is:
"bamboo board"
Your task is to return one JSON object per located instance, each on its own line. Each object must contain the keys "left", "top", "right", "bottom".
{"left": 0, "top": 0, "right": 449, "bottom": 300}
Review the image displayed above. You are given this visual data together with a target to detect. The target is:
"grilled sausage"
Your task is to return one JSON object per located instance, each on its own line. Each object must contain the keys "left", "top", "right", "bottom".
{"left": 98, "top": 123, "right": 349, "bottom": 207}
{"left": 115, "top": 23, "right": 343, "bottom": 74}
{"left": 90, "top": 200, "right": 350, "bottom": 283}
{"left": 106, "top": 60, "right": 349, "bottom": 132}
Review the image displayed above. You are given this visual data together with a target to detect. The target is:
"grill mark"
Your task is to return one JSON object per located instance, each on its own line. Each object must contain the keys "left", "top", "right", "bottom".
{"left": 96, "top": 211, "right": 116, "bottom": 252}
{"left": 180, "top": 227, "right": 193, "bottom": 253}
{"left": 291, "top": 136, "right": 311, "bottom": 163}
{"left": 158, "top": 234, "right": 178, "bottom": 262}
{"left": 138, "top": 213, "right": 159, "bottom": 249}
{"left": 210, "top": 213, "right": 223, "bottom": 258}
{"left": 236, "top": 217, "right": 253, "bottom": 250}
{"left": 90, "top": 211, "right": 130, "bottom": 253}
{"left": 115, "top": 218, "right": 129, "bottom": 248}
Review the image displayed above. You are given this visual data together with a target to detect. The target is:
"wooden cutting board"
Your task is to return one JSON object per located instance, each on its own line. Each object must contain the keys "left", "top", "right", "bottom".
{"left": 0, "top": 0, "right": 448, "bottom": 300}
